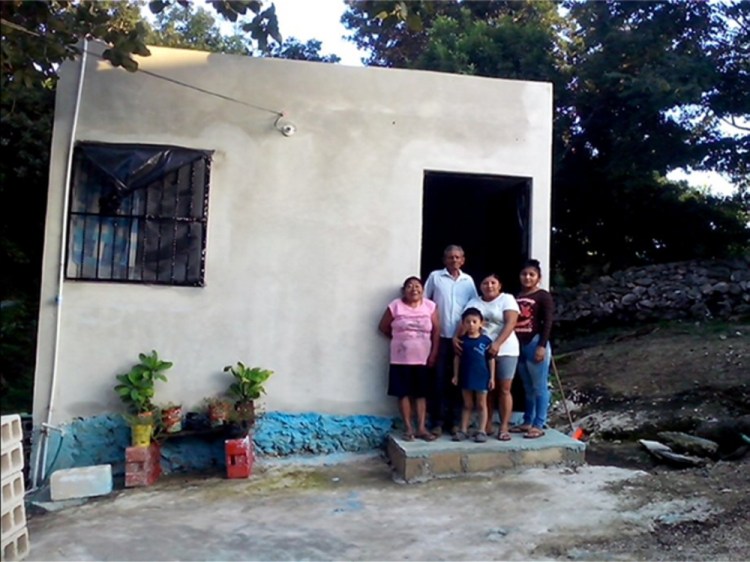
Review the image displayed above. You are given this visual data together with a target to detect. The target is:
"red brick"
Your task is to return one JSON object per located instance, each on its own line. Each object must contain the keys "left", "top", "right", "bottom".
{"left": 225, "top": 436, "right": 253, "bottom": 479}
{"left": 126, "top": 443, "right": 160, "bottom": 462}
{"left": 125, "top": 443, "right": 161, "bottom": 487}
{"left": 125, "top": 468, "right": 160, "bottom": 487}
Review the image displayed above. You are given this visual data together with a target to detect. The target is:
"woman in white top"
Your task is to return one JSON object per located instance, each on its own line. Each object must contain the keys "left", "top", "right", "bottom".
{"left": 454, "top": 273, "right": 519, "bottom": 441}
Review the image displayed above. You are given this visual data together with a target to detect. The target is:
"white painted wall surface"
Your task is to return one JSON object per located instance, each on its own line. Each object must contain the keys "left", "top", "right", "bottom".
{"left": 34, "top": 45, "right": 552, "bottom": 425}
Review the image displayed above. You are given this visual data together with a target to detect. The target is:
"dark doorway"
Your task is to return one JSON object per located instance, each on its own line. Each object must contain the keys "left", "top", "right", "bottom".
{"left": 420, "top": 171, "right": 532, "bottom": 413}
{"left": 420, "top": 171, "right": 531, "bottom": 293}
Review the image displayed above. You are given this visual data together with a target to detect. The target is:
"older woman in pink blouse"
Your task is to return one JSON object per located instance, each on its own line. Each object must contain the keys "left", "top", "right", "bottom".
{"left": 378, "top": 276, "right": 440, "bottom": 441}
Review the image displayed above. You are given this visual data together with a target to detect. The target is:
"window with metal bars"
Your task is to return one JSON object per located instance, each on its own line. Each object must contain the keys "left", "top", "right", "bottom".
{"left": 66, "top": 142, "right": 213, "bottom": 286}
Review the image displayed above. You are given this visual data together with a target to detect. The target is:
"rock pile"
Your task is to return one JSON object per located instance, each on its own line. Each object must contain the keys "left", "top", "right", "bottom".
{"left": 553, "top": 257, "right": 750, "bottom": 329}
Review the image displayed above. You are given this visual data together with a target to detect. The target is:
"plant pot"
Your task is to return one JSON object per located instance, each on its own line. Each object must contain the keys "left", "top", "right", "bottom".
{"left": 225, "top": 421, "right": 248, "bottom": 439}
{"left": 161, "top": 406, "right": 183, "bottom": 433}
{"left": 131, "top": 423, "right": 153, "bottom": 447}
{"left": 235, "top": 400, "right": 256, "bottom": 429}
{"left": 184, "top": 411, "right": 211, "bottom": 431}
{"left": 208, "top": 402, "right": 231, "bottom": 427}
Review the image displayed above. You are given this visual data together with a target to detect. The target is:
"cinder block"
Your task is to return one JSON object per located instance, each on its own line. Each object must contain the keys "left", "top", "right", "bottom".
{"left": 0, "top": 441, "right": 24, "bottom": 475}
{"left": 1, "top": 526, "right": 29, "bottom": 562}
{"left": 401, "top": 457, "right": 429, "bottom": 483}
{"left": 1, "top": 472, "right": 25, "bottom": 507}
{"left": 49, "top": 465, "right": 113, "bottom": 501}
{"left": 464, "top": 451, "right": 516, "bottom": 473}
{"left": 0, "top": 415, "right": 22, "bottom": 447}
{"left": 520, "top": 448, "right": 564, "bottom": 466}
{"left": 426, "top": 453, "right": 463, "bottom": 476}
{"left": 0, "top": 499, "right": 26, "bottom": 538}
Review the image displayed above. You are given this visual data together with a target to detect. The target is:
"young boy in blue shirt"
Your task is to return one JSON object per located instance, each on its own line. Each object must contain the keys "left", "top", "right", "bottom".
{"left": 452, "top": 308, "right": 495, "bottom": 443}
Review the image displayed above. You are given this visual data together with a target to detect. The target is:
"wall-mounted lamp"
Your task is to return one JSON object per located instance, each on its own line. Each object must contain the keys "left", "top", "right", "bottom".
{"left": 275, "top": 113, "right": 297, "bottom": 137}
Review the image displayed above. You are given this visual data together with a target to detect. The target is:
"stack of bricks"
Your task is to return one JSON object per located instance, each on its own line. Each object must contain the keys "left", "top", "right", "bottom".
{"left": 225, "top": 434, "right": 254, "bottom": 479}
{"left": 1, "top": 414, "right": 30, "bottom": 561}
{"left": 125, "top": 442, "right": 162, "bottom": 488}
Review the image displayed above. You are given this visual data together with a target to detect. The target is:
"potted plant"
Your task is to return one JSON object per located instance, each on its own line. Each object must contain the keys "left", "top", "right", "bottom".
{"left": 204, "top": 396, "right": 233, "bottom": 428}
{"left": 224, "top": 408, "right": 249, "bottom": 439}
{"left": 223, "top": 362, "right": 274, "bottom": 428}
{"left": 159, "top": 402, "right": 183, "bottom": 434}
{"left": 114, "top": 350, "right": 172, "bottom": 445}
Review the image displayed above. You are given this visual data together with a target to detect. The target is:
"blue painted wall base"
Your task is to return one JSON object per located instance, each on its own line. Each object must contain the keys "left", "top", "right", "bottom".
{"left": 40, "top": 412, "right": 396, "bottom": 480}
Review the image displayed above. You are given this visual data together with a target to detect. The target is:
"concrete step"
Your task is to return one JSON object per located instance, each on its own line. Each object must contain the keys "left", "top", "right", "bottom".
{"left": 387, "top": 428, "right": 586, "bottom": 483}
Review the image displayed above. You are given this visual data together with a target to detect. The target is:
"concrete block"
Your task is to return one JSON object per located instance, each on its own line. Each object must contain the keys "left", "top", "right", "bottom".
{"left": 520, "top": 448, "right": 564, "bottom": 466}
{"left": 387, "top": 429, "right": 586, "bottom": 483}
{"left": 49, "top": 465, "right": 113, "bottom": 501}
{"left": 1, "top": 499, "right": 26, "bottom": 538}
{"left": 0, "top": 441, "right": 23, "bottom": 475}
{"left": 1, "top": 526, "right": 29, "bottom": 561}
{"left": 402, "top": 457, "right": 429, "bottom": 483}
{"left": 0, "top": 415, "right": 22, "bottom": 447}
{"left": 1, "top": 472, "right": 25, "bottom": 507}
{"left": 464, "top": 451, "right": 515, "bottom": 473}
{"left": 426, "top": 453, "right": 463, "bottom": 476}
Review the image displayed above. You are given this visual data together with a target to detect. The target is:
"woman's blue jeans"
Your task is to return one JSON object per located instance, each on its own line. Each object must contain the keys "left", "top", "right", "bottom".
{"left": 517, "top": 335, "right": 551, "bottom": 428}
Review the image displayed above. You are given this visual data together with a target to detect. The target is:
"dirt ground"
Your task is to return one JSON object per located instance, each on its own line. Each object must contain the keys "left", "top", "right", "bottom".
{"left": 23, "top": 321, "right": 750, "bottom": 561}
{"left": 547, "top": 320, "right": 750, "bottom": 560}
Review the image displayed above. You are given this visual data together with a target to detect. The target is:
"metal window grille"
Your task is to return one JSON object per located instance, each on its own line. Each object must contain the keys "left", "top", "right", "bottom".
{"left": 66, "top": 143, "right": 212, "bottom": 286}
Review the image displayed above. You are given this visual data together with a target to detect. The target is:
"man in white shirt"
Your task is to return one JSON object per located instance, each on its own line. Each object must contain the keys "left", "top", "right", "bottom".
{"left": 424, "top": 245, "right": 479, "bottom": 436}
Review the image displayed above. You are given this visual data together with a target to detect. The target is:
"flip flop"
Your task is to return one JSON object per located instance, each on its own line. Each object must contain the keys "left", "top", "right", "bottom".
{"left": 416, "top": 432, "right": 437, "bottom": 442}
{"left": 510, "top": 425, "right": 531, "bottom": 433}
{"left": 497, "top": 431, "right": 511, "bottom": 441}
{"left": 524, "top": 428, "right": 545, "bottom": 439}
{"left": 403, "top": 432, "right": 415, "bottom": 442}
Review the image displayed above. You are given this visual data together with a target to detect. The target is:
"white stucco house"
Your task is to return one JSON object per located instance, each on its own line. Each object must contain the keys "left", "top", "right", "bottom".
{"left": 31, "top": 43, "right": 552, "bottom": 480}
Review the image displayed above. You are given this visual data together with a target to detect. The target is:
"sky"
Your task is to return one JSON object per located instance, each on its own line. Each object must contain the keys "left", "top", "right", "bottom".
{"left": 258, "top": 0, "right": 738, "bottom": 196}
{"left": 272, "top": 0, "right": 365, "bottom": 66}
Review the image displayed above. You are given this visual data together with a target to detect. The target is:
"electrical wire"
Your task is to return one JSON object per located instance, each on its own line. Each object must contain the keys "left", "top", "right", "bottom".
{"left": 1, "top": 17, "right": 284, "bottom": 117}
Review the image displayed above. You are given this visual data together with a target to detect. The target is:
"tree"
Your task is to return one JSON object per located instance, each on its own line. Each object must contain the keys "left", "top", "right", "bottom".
{"left": 0, "top": 0, "right": 281, "bottom": 99}
{"left": 269, "top": 37, "right": 341, "bottom": 63}
{"left": 343, "top": 0, "right": 749, "bottom": 282}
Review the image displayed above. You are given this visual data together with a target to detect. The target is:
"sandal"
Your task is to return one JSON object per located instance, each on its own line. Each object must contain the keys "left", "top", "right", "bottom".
{"left": 524, "top": 428, "right": 546, "bottom": 439}
{"left": 452, "top": 431, "right": 468, "bottom": 442}
{"left": 497, "top": 431, "right": 511, "bottom": 441}
{"left": 416, "top": 431, "right": 437, "bottom": 442}
{"left": 474, "top": 431, "right": 488, "bottom": 443}
{"left": 403, "top": 432, "right": 415, "bottom": 442}
{"left": 510, "top": 425, "right": 531, "bottom": 433}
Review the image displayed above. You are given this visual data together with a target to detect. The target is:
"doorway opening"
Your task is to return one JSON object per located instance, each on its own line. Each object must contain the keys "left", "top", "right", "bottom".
{"left": 421, "top": 170, "right": 532, "bottom": 413}
{"left": 420, "top": 171, "right": 531, "bottom": 294}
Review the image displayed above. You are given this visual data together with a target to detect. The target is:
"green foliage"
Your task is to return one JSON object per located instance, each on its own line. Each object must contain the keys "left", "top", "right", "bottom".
{"left": 223, "top": 361, "right": 273, "bottom": 402}
{"left": 0, "top": 0, "right": 281, "bottom": 99}
{"left": 343, "top": 0, "right": 750, "bottom": 281}
{"left": 114, "top": 350, "right": 172, "bottom": 414}
{"left": 0, "top": 300, "right": 35, "bottom": 414}
{"left": 268, "top": 37, "right": 341, "bottom": 63}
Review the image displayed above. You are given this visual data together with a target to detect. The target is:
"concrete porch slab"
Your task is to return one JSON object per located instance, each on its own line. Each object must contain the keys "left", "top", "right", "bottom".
{"left": 387, "top": 428, "right": 586, "bottom": 483}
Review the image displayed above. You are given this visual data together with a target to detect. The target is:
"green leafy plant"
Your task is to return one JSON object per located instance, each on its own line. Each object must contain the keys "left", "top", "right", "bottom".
{"left": 223, "top": 362, "right": 273, "bottom": 402}
{"left": 114, "top": 350, "right": 172, "bottom": 414}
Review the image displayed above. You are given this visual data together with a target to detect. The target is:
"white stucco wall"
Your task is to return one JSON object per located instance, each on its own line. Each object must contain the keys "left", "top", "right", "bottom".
{"left": 34, "top": 44, "right": 552, "bottom": 426}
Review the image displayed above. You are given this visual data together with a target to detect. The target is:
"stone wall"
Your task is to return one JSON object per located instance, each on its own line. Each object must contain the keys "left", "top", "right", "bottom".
{"left": 553, "top": 257, "right": 750, "bottom": 331}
